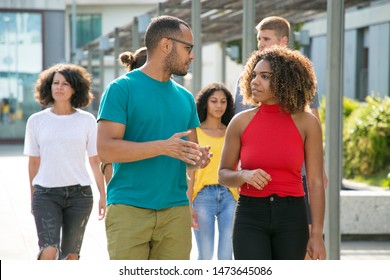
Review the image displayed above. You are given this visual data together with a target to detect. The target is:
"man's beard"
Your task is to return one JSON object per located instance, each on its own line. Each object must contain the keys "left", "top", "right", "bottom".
{"left": 164, "top": 47, "right": 189, "bottom": 76}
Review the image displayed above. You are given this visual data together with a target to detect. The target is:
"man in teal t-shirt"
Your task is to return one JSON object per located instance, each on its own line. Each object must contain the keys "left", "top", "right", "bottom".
{"left": 97, "top": 16, "right": 211, "bottom": 260}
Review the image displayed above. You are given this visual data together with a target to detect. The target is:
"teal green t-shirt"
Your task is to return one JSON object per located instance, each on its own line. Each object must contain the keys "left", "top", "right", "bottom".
{"left": 98, "top": 70, "right": 200, "bottom": 210}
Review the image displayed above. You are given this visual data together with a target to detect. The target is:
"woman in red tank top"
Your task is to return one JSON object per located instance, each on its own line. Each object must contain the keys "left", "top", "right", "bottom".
{"left": 218, "top": 46, "right": 326, "bottom": 260}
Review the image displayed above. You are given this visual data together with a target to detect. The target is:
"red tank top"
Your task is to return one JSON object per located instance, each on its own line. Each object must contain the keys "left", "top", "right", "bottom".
{"left": 240, "top": 103, "right": 304, "bottom": 197}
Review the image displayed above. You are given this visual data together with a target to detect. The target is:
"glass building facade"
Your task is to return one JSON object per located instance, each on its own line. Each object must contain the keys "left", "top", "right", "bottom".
{"left": 0, "top": 11, "right": 43, "bottom": 140}
{"left": 0, "top": 1, "right": 65, "bottom": 142}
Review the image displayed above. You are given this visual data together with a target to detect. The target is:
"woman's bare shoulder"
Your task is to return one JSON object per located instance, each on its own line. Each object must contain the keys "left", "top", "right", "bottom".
{"left": 228, "top": 108, "right": 258, "bottom": 135}
{"left": 291, "top": 111, "right": 321, "bottom": 138}
{"left": 293, "top": 110, "right": 320, "bottom": 123}
{"left": 230, "top": 108, "right": 256, "bottom": 125}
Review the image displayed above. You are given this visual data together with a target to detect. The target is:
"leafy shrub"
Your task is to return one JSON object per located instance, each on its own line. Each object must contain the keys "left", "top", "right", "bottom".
{"left": 343, "top": 96, "right": 390, "bottom": 177}
{"left": 343, "top": 97, "right": 360, "bottom": 119}
{"left": 384, "top": 172, "right": 390, "bottom": 188}
{"left": 319, "top": 96, "right": 359, "bottom": 122}
{"left": 319, "top": 95, "right": 389, "bottom": 185}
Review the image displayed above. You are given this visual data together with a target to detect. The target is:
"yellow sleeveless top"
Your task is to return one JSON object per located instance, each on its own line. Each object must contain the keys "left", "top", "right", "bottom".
{"left": 192, "top": 127, "right": 239, "bottom": 201}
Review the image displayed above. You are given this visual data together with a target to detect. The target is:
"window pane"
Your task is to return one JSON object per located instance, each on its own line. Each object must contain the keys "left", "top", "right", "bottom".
{"left": 0, "top": 12, "right": 43, "bottom": 140}
{"left": 70, "top": 14, "right": 102, "bottom": 48}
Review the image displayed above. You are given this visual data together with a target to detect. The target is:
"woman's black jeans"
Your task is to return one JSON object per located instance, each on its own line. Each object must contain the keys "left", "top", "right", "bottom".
{"left": 233, "top": 195, "right": 309, "bottom": 260}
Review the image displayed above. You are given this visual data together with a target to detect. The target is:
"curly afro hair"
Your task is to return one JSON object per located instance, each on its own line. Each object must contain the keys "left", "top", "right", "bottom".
{"left": 240, "top": 46, "right": 317, "bottom": 114}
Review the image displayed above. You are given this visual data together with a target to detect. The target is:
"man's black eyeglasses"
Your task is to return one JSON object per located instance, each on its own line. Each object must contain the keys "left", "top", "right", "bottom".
{"left": 167, "top": 37, "right": 194, "bottom": 53}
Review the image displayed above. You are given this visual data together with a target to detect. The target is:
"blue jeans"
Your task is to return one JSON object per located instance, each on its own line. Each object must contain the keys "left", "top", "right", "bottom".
{"left": 192, "top": 184, "right": 237, "bottom": 260}
{"left": 32, "top": 185, "right": 93, "bottom": 259}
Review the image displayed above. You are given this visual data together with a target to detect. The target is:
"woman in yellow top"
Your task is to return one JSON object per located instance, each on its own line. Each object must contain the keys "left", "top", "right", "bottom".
{"left": 1, "top": 98, "right": 11, "bottom": 125}
{"left": 187, "top": 83, "right": 237, "bottom": 259}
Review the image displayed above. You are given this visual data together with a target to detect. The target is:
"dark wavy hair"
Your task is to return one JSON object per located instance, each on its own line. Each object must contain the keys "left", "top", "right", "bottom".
{"left": 240, "top": 46, "right": 316, "bottom": 114}
{"left": 34, "top": 63, "right": 93, "bottom": 108}
{"left": 118, "top": 46, "right": 147, "bottom": 72}
{"left": 195, "top": 83, "right": 234, "bottom": 126}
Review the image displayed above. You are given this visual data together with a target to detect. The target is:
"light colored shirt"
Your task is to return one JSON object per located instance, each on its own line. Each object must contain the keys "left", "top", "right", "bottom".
{"left": 24, "top": 108, "right": 98, "bottom": 187}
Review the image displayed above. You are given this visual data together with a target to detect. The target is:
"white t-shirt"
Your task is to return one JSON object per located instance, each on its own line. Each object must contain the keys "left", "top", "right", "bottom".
{"left": 24, "top": 108, "right": 98, "bottom": 188}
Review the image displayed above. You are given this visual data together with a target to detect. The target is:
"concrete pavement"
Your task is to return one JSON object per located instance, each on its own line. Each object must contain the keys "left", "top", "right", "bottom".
{"left": 1, "top": 144, "right": 389, "bottom": 260}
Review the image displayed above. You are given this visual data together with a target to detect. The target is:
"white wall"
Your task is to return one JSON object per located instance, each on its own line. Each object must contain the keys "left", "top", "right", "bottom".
{"left": 344, "top": 30, "right": 358, "bottom": 99}
{"left": 368, "top": 22, "right": 390, "bottom": 97}
{"left": 0, "top": 0, "right": 65, "bottom": 9}
{"left": 202, "top": 44, "right": 222, "bottom": 88}
{"left": 225, "top": 55, "right": 244, "bottom": 99}
{"left": 303, "top": 1, "right": 390, "bottom": 100}
{"left": 201, "top": 43, "right": 244, "bottom": 98}
{"left": 310, "top": 36, "right": 327, "bottom": 101}
{"left": 64, "top": 2, "right": 159, "bottom": 90}
{"left": 64, "top": 2, "right": 159, "bottom": 61}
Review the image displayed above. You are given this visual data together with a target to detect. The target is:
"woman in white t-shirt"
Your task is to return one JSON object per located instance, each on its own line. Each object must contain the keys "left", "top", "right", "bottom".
{"left": 24, "top": 64, "right": 106, "bottom": 260}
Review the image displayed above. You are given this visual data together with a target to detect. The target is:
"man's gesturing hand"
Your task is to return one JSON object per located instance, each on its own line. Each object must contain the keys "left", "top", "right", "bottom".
{"left": 164, "top": 131, "right": 202, "bottom": 165}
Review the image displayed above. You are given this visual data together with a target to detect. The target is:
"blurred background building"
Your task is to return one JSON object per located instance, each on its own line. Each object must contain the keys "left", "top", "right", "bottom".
{"left": 0, "top": 0, "right": 389, "bottom": 142}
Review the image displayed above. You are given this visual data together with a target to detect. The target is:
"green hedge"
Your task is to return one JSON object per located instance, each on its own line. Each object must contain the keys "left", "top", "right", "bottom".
{"left": 320, "top": 95, "right": 390, "bottom": 185}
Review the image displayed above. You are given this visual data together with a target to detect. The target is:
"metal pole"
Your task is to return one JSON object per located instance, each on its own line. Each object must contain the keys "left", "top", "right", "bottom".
{"left": 99, "top": 49, "right": 104, "bottom": 95}
{"left": 87, "top": 45, "right": 92, "bottom": 74}
{"left": 191, "top": 0, "right": 201, "bottom": 94}
{"left": 4, "top": 16, "right": 11, "bottom": 97}
{"left": 71, "top": 0, "right": 77, "bottom": 62}
{"left": 325, "top": 0, "right": 344, "bottom": 260}
{"left": 157, "top": 2, "right": 164, "bottom": 16}
{"left": 98, "top": 36, "right": 108, "bottom": 95}
{"left": 289, "top": 23, "right": 295, "bottom": 50}
{"left": 132, "top": 17, "right": 140, "bottom": 50}
{"left": 114, "top": 27, "right": 120, "bottom": 78}
{"left": 242, "top": 0, "right": 255, "bottom": 64}
{"left": 221, "top": 42, "right": 226, "bottom": 84}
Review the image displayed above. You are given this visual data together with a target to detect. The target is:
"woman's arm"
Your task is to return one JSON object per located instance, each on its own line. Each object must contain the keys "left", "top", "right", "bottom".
{"left": 304, "top": 114, "right": 326, "bottom": 260}
{"left": 89, "top": 155, "right": 106, "bottom": 220}
{"left": 218, "top": 113, "right": 271, "bottom": 189}
{"left": 28, "top": 156, "right": 40, "bottom": 212}
{"left": 310, "top": 107, "right": 328, "bottom": 189}
{"left": 186, "top": 169, "right": 198, "bottom": 230}
{"left": 218, "top": 116, "right": 244, "bottom": 188}
{"left": 100, "top": 162, "right": 113, "bottom": 185}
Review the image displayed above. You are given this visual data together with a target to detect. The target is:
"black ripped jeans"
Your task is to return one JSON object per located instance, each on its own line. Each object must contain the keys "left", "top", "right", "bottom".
{"left": 32, "top": 185, "right": 93, "bottom": 259}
